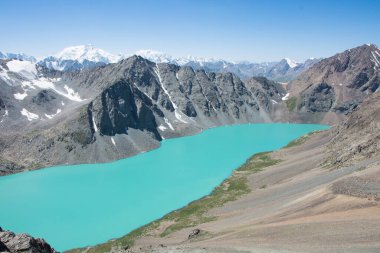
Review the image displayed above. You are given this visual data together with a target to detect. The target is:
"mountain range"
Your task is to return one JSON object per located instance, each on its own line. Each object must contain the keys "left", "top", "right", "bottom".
{"left": 0, "top": 45, "right": 320, "bottom": 82}
{"left": 0, "top": 43, "right": 379, "bottom": 175}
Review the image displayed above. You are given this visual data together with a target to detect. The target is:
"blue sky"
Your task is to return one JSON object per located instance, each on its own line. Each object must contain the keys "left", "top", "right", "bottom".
{"left": 1, "top": 0, "right": 380, "bottom": 62}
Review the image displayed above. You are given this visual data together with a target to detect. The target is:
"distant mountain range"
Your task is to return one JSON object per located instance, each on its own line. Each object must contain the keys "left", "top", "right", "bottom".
{"left": 134, "top": 49, "right": 320, "bottom": 81}
{"left": 0, "top": 52, "right": 36, "bottom": 62}
{"left": 0, "top": 45, "right": 320, "bottom": 81}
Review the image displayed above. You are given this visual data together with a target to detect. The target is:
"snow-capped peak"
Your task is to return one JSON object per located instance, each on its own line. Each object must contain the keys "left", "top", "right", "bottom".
{"left": 134, "top": 49, "right": 174, "bottom": 63}
{"left": 54, "top": 45, "right": 119, "bottom": 64}
{"left": 284, "top": 58, "right": 298, "bottom": 68}
{"left": 0, "top": 51, "right": 36, "bottom": 62}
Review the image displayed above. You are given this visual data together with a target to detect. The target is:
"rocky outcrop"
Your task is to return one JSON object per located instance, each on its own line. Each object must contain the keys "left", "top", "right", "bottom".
{"left": 0, "top": 228, "right": 56, "bottom": 253}
{"left": 188, "top": 229, "right": 201, "bottom": 240}
{"left": 245, "top": 76, "right": 286, "bottom": 111}
{"left": 89, "top": 79, "right": 161, "bottom": 140}
{"left": 32, "top": 90, "right": 57, "bottom": 106}
{"left": 298, "top": 83, "right": 335, "bottom": 112}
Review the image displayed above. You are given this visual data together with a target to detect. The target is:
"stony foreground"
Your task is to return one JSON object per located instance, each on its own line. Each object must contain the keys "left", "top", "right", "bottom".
{"left": 0, "top": 228, "right": 56, "bottom": 253}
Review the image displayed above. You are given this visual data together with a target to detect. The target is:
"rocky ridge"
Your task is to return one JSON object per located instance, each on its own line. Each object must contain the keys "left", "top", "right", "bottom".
{"left": 287, "top": 44, "right": 380, "bottom": 123}
{"left": 0, "top": 55, "right": 288, "bottom": 175}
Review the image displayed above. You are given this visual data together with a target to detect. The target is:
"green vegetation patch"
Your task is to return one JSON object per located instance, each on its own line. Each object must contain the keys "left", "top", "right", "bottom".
{"left": 237, "top": 152, "right": 282, "bottom": 173}
{"left": 67, "top": 152, "right": 281, "bottom": 253}
{"left": 285, "top": 97, "right": 297, "bottom": 112}
{"left": 285, "top": 135, "right": 309, "bottom": 148}
{"left": 285, "top": 130, "right": 323, "bottom": 149}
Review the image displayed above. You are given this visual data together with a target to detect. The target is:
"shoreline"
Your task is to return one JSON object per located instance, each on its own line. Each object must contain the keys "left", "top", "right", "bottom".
{"left": 0, "top": 122, "right": 328, "bottom": 178}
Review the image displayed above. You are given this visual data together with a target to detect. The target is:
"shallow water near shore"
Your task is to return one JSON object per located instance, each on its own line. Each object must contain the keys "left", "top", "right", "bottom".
{"left": 0, "top": 123, "right": 329, "bottom": 251}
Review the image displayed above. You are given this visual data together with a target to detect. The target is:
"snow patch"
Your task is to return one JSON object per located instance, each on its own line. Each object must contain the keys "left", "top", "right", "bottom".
{"left": 14, "top": 76, "right": 84, "bottom": 102}
{"left": 158, "top": 125, "right": 167, "bottom": 131}
{"left": 45, "top": 109, "right": 61, "bottom": 119}
{"left": 284, "top": 58, "right": 298, "bottom": 68}
{"left": 6, "top": 60, "right": 37, "bottom": 79}
{"left": 0, "top": 68, "right": 11, "bottom": 82}
{"left": 14, "top": 92, "right": 28, "bottom": 100}
{"left": 21, "top": 108, "right": 39, "bottom": 121}
{"left": 154, "top": 64, "right": 187, "bottom": 123}
{"left": 372, "top": 51, "right": 380, "bottom": 68}
{"left": 271, "top": 99, "right": 278, "bottom": 104}
{"left": 27, "top": 79, "right": 84, "bottom": 102}
{"left": 61, "top": 101, "right": 65, "bottom": 106}
{"left": 282, "top": 93, "right": 290, "bottom": 101}
{"left": 111, "top": 137, "right": 116, "bottom": 146}
{"left": 164, "top": 117, "right": 174, "bottom": 131}
{"left": 92, "top": 114, "right": 98, "bottom": 132}
{"left": 63, "top": 85, "right": 84, "bottom": 101}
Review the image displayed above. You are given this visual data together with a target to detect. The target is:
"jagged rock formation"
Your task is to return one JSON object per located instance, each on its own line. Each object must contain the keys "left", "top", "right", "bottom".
{"left": 0, "top": 228, "right": 56, "bottom": 253}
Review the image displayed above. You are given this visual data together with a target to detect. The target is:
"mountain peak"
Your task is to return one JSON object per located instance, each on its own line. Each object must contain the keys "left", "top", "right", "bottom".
{"left": 54, "top": 45, "right": 119, "bottom": 64}
{"left": 134, "top": 49, "right": 174, "bottom": 63}
{"left": 283, "top": 58, "right": 298, "bottom": 68}
{"left": 0, "top": 51, "right": 36, "bottom": 62}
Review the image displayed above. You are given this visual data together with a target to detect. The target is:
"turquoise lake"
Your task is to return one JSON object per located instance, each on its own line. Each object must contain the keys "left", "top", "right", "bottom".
{"left": 0, "top": 123, "right": 329, "bottom": 251}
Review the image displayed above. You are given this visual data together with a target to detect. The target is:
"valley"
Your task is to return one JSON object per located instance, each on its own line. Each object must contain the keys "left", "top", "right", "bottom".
{"left": 1, "top": 43, "right": 380, "bottom": 253}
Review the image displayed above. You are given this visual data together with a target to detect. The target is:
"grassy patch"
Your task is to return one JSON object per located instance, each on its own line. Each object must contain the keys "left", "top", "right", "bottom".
{"left": 285, "top": 97, "right": 297, "bottom": 112}
{"left": 237, "top": 152, "right": 281, "bottom": 173}
{"left": 67, "top": 152, "right": 281, "bottom": 253}
{"left": 285, "top": 135, "right": 309, "bottom": 148}
{"left": 159, "top": 175, "right": 249, "bottom": 237}
{"left": 284, "top": 130, "right": 323, "bottom": 149}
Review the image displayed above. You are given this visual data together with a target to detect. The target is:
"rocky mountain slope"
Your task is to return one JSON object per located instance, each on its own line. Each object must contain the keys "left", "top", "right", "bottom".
{"left": 287, "top": 44, "right": 380, "bottom": 123}
{"left": 0, "top": 55, "right": 287, "bottom": 175}
{"left": 326, "top": 91, "right": 380, "bottom": 168}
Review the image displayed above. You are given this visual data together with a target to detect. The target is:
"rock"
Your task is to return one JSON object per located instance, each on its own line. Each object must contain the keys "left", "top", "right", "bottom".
{"left": 299, "top": 83, "right": 335, "bottom": 112}
{"left": 32, "top": 90, "right": 57, "bottom": 105}
{"left": 333, "top": 100, "right": 359, "bottom": 115}
{"left": 0, "top": 229, "right": 56, "bottom": 253}
{"left": 188, "top": 228, "right": 201, "bottom": 239}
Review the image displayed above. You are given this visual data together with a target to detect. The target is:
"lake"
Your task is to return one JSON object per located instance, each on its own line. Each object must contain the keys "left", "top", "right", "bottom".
{"left": 0, "top": 123, "right": 329, "bottom": 251}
